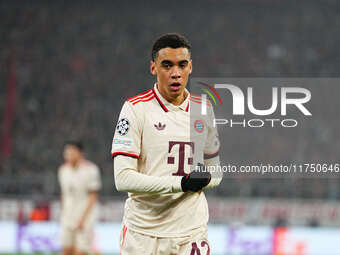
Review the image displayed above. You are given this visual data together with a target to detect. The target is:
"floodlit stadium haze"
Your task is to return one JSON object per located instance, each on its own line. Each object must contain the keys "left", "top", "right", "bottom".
{"left": 1, "top": 1, "right": 340, "bottom": 255}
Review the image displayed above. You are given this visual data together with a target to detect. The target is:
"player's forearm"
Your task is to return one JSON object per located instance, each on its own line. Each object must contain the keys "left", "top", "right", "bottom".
{"left": 115, "top": 169, "right": 183, "bottom": 194}
{"left": 114, "top": 156, "right": 182, "bottom": 194}
{"left": 80, "top": 192, "right": 98, "bottom": 222}
{"left": 204, "top": 156, "right": 223, "bottom": 189}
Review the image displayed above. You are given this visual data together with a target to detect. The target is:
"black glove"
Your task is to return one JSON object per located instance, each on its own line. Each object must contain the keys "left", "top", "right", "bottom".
{"left": 181, "top": 163, "right": 211, "bottom": 192}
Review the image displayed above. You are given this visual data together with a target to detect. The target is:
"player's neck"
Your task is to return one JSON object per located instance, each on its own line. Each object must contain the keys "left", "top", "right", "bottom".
{"left": 172, "top": 91, "right": 187, "bottom": 106}
{"left": 158, "top": 87, "right": 187, "bottom": 106}
{"left": 70, "top": 158, "right": 84, "bottom": 169}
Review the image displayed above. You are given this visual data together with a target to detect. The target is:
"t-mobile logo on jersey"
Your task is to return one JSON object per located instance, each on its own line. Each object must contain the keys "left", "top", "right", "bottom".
{"left": 168, "top": 141, "right": 194, "bottom": 176}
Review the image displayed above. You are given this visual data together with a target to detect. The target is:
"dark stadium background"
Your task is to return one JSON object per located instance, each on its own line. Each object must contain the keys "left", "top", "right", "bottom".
{"left": 0, "top": 1, "right": 339, "bottom": 254}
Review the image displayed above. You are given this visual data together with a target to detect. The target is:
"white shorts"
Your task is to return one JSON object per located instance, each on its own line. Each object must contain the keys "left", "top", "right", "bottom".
{"left": 60, "top": 226, "right": 93, "bottom": 252}
{"left": 120, "top": 224, "right": 210, "bottom": 255}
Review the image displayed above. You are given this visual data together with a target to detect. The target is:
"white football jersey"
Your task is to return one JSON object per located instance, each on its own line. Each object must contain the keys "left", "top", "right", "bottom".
{"left": 58, "top": 160, "right": 101, "bottom": 229}
{"left": 112, "top": 84, "right": 220, "bottom": 237}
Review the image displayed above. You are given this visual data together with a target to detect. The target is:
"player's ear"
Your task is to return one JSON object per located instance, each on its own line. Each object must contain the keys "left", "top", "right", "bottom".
{"left": 189, "top": 59, "right": 193, "bottom": 74}
{"left": 150, "top": 61, "right": 157, "bottom": 76}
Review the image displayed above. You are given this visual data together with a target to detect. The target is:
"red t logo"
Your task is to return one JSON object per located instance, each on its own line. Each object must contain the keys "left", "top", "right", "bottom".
{"left": 168, "top": 141, "right": 194, "bottom": 176}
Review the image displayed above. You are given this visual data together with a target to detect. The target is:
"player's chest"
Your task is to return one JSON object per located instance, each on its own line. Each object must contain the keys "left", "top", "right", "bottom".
{"left": 141, "top": 111, "right": 208, "bottom": 149}
{"left": 143, "top": 111, "right": 190, "bottom": 140}
{"left": 61, "top": 170, "right": 87, "bottom": 195}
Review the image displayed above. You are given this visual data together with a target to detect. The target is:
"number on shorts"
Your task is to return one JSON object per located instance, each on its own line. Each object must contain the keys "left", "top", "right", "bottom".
{"left": 190, "top": 241, "right": 210, "bottom": 255}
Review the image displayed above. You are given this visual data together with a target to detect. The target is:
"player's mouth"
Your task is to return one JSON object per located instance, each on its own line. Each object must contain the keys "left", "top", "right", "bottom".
{"left": 170, "top": 82, "right": 181, "bottom": 91}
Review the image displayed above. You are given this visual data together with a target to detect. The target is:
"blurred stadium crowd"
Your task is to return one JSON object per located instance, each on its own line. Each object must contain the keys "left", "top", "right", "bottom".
{"left": 0, "top": 0, "right": 339, "bottom": 199}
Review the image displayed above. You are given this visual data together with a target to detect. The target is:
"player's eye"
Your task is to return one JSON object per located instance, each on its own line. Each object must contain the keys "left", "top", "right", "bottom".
{"left": 162, "top": 62, "right": 172, "bottom": 69}
{"left": 179, "top": 61, "right": 188, "bottom": 68}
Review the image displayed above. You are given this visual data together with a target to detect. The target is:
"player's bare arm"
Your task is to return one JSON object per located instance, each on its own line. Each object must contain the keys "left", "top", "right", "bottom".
{"left": 75, "top": 191, "right": 98, "bottom": 230}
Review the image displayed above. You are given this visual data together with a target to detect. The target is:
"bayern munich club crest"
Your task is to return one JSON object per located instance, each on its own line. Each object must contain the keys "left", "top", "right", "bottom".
{"left": 117, "top": 118, "right": 130, "bottom": 136}
{"left": 194, "top": 120, "right": 204, "bottom": 133}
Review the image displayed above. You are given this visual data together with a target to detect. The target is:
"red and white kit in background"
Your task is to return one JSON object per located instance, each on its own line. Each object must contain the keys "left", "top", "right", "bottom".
{"left": 58, "top": 160, "right": 102, "bottom": 252}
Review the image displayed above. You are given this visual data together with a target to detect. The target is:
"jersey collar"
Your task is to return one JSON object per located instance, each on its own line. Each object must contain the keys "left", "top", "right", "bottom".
{"left": 152, "top": 83, "right": 190, "bottom": 112}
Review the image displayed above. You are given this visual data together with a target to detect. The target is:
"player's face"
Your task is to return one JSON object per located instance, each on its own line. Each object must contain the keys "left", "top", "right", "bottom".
{"left": 63, "top": 145, "right": 82, "bottom": 165}
{"left": 150, "top": 47, "right": 192, "bottom": 103}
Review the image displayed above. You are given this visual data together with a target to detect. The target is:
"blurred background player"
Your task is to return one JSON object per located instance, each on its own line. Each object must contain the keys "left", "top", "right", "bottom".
{"left": 112, "top": 33, "right": 222, "bottom": 255}
{"left": 58, "top": 141, "right": 102, "bottom": 255}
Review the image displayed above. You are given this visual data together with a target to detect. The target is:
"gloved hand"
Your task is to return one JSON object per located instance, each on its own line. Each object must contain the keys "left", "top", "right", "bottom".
{"left": 181, "top": 163, "right": 211, "bottom": 192}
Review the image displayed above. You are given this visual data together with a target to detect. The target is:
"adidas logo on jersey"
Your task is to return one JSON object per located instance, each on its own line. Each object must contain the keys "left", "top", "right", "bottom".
{"left": 154, "top": 122, "right": 166, "bottom": 130}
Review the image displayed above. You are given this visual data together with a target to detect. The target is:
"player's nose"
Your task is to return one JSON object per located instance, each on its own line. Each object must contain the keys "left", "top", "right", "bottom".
{"left": 170, "top": 66, "right": 181, "bottom": 79}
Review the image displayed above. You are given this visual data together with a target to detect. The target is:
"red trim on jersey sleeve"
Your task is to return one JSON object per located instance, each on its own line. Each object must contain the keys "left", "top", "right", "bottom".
{"left": 126, "top": 89, "right": 152, "bottom": 102}
{"left": 129, "top": 90, "right": 153, "bottom": 103}
{"left": 152, "top": 88, "right": 169, "bottom": 112}
{"left": 189, "top": 96, "right": 212, "bottom": 106}
{"left": 132, "top": 95, "right": 155, "bottom": 105}
{"left": 190, "top": 97, "right": 202, "bottom": 104}
{"left": 112, "top": 152, "right": 139, "bottom": 159}
{"left": 204, "top": 150, "right": 219, "bottom": 159}
{"left": 190, "top": 93, "right": 202, "bottom": 98}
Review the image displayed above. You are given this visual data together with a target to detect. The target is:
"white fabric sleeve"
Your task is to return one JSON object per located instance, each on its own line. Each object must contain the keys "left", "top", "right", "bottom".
{"left": 203, "top": 104, "right": 220, "bottom": 159}
{"left": 202, "top": 104, "right": 222, "bottom": 189}
{"left": 204, "top": 155, "right": 222, "bottom": 189}
{"left": 87, "top": 166, "right": 102, "bottom": 191}
{"left": 114, "top": 155, "right": 183, "bottom": 194}
{"left": 111, "top": 101, "right": 141, "bottom": 158}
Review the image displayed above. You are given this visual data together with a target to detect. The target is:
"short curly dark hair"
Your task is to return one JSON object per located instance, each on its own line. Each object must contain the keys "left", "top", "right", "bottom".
{"left": 151, "top": 33, "right": 191, "bottom": 61}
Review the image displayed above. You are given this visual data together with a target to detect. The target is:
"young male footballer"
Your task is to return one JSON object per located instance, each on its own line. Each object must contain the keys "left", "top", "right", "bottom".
{"left": 112, "top": 33, "right": 221, "bottom": 255}
{"left": 58, "top": 141, "right": 102, "bottom": 255}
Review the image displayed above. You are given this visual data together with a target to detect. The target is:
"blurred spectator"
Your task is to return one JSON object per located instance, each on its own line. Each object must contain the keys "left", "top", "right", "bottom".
{"left": 308, "top": 217, "right": 320, "bottom": 228}
{"left": 30, "top": 204, "right": 50, "bottom": 221}
{"left": 273, "top": 216, "right": 288, "bottom": 228}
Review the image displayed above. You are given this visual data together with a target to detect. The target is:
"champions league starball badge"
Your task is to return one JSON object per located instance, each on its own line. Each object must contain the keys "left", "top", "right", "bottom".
{"left": 117, "top": 118, "right": 130, "bottom": 136}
